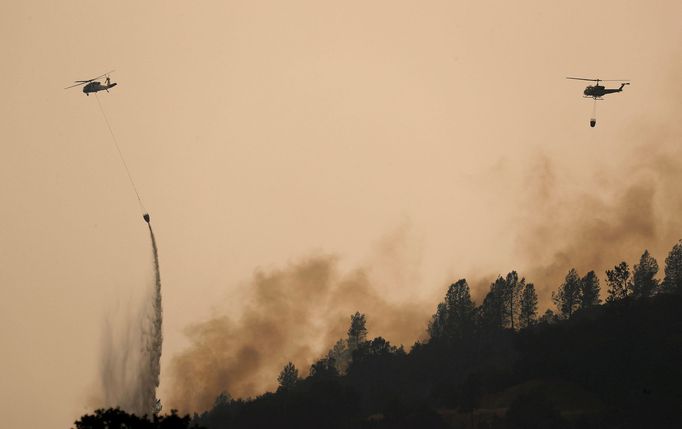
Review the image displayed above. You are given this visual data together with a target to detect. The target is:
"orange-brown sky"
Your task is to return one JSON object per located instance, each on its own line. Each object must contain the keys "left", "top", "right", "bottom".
{"left": 2, "top": 1, "right": 682, "bottom": 427}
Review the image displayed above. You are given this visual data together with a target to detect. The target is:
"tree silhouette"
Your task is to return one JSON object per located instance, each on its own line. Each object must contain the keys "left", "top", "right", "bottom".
{"left": 73, "top": 408, "right": 203, "bottom": 429}
{"left": 277, "top": 362, "right": 299, "bottom": 391}
{"left": 503, "top": 271, "right": 524, "bottom": 330}
{"left": 428, "top": 280, "right": 475, "bottom": 341}
{"left": 606, "top": 261, "right": 632, "bottom": 302}
{"left": 427, "top": 302, "right": 447, "bottom": 340}
{"left": 213, "top": 391, "right": 230, "bottom": 408}
{"left": 664, "top": 240, "right": 682, "bottom": 293}
{"left": 553, "top": 268, "right": 582, "bottom": 318}
{"left": 632, "top": 249, "right": 659, "bottom": 298}
{"left": 326, "top": 338, "right": 350, "bottom": 374}
{"left": 309, "top": 356, "right": 339, "bottom": 380}
{"left": 519, "top": 282, "right": 538, "bottom": 328}
{"left": 580, "top": 270, "right": 601, "bottom": 309}
{"left": 538, "top": 308, "right": 559, "bottom": 324}
{"left": 479, "top": 276, "right": 506, "bottom": 330}
{"left": 347, "top": 312, "right": 368, "bottom": 351}
{"left": 443, "top": 279, "right": 475, "bottom": 340}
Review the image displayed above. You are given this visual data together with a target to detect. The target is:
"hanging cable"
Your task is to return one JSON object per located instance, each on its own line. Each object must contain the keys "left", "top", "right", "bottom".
{"left": 95, "top": 93, "right": 147, "bottom": 215}
{"left": 592, "top": 98, "right": 597, "bottom": 118}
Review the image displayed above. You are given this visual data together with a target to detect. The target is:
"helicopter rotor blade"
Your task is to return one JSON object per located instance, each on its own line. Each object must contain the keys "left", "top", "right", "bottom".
{"left": 90, "top": 70, "right": 115, "bottom": 81}
{"left": 566, "top": 77, "right": 600, "bottom": 82}
{"left": 64, "top": 70, "right": 115, "bottom": 90}
{"left": 64, "top": 82, "right": 88, "bottom": 89}
{"left": 566, "top": 77, "right": 630, "bottom": 82}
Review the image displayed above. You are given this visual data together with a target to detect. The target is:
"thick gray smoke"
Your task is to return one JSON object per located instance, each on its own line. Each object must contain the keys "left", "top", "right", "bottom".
{"left": 167, "top": 255, "right": 430, "bottom": 413}
{"left": 98, "top": 225, "right": 163, "bottom": 416}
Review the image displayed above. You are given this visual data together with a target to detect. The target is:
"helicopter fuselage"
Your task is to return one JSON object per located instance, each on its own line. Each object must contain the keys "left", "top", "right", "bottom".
{"left": 82, "top": 81, "right": 117, "bottom": 95}
{"left": 583, "top": 83, "right": 628, "bottom": 99}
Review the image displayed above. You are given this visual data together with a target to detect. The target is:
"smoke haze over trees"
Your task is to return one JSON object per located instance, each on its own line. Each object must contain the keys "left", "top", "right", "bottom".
{"left": 167, "top": 256, "right": 431, "bottom": 412}
{"left": 169, "top": 240, "right": 682, "bottom": 428}
{"left": 162, "top": 238, "right": 682, "bottom": 423}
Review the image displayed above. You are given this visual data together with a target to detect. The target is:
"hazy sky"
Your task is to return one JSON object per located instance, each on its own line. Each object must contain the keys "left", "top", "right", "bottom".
{"left": 2, "top": 1, "right": 682, "bottom": 427}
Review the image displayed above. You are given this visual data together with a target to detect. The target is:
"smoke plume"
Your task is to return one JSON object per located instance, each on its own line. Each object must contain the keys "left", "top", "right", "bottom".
{"left": 167, "top": 255, "right": 430, "bottom": 413}
{"left": 98, "top": 225, "right": 163, "bottom": 416}
{"left": 517, "top": 113, "right": 682, "bottom": 306}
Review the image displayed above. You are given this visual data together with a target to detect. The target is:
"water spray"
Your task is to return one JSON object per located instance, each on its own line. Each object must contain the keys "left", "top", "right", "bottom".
{"left": 94, "top": 92, "right": 162, "bottom": 416}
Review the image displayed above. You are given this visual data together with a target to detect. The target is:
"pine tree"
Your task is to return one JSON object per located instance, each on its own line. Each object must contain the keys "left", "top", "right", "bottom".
{"left": 606, "top": 262, "right": 631, "bottom": 302}
{"left": 427, "top": 302, "right": 448, "bottom": 340}
{"left": 503, "top": 271, "right": 524, "bottom": 330}
{"left": 632, "top": 249, "right": 659, "bottom": 298}
{"left": 277, "top": 362, "right": 299, "bottom": 391}
{"left": 580, "top": 270, "right": 601, "bottom": 309}
{"left": 327, "top": 339, "right": 350, "bottom": 374}
{"left": 479, "top": 276, "right": 507, "bottom": 330}
{"left": 552, "top": 268, "right": 582, "bottom": 319}
{"left": 347, "top": 312, "right": 368, "bottom": 351}
{"left": 428, "top": 280, "right": 475, "bottom": 341}
{"left": 663, "top": 240, "right": 682, "bottom": 294}
{"left": 519, "top": 283, "right": 538, "bottom": 328}
{"left": 443, "top": 279, "right": 475, "bottom": 340}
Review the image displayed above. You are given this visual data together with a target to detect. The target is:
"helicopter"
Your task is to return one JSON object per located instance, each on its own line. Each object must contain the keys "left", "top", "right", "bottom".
{"left": 65, "top": 71, "right": 117, "bottom": 95}
{"left": 567, "top": 77, "right": 630, "bottom": 127}
{"left": 566, "top": 77, "right": 630, "bottom": 100}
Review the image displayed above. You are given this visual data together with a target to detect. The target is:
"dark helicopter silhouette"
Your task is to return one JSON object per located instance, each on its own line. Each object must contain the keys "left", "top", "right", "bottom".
{"left": 567, "top": 77, "right": 630, "bottom": 127}
{"left": 566, "top": 77, "right": 630, "bottom": 100}
{"left": 65, "top": 71, "right": 117, "bottom": 95}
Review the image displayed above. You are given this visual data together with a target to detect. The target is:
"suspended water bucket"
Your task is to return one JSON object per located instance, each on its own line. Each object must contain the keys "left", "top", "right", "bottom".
{"left": 590, "top": 118, "right": 596, "bottom": 128}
